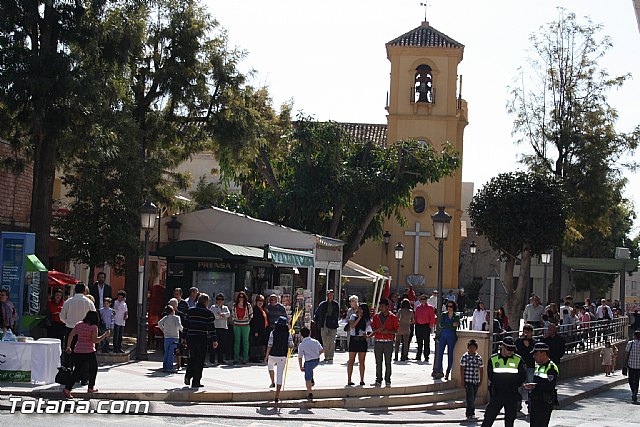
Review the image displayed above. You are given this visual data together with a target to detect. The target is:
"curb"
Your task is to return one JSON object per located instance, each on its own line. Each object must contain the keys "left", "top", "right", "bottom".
{"left": 0, "top": 378, "right": 626, "bottom": 424}
{"left": 558, "top": 377, "right": 627, "bottom": 407}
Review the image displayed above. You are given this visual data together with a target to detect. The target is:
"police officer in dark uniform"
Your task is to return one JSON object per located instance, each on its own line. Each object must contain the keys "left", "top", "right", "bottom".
{"left": 524, "top": 342, "right": 559, "bottom": 427}
{"left": 481, "top": 336, "right": 527, "bottom": 427}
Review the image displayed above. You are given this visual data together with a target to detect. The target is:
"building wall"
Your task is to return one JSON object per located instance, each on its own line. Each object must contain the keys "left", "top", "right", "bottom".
{"left": 0, "top": 140, "right": 33, "bottom": 231}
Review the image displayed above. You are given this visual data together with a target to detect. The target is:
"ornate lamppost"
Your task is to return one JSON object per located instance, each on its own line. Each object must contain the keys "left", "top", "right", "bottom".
{"left": 431, "top": 206, "right": 451, "bottom": 379}
{"left": 137, "top": 201, "right": 157, "bottom": 360}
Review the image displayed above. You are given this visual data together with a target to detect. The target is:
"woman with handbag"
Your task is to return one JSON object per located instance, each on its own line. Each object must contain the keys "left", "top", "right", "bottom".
{"left": 63, "top": 311, "right": 110, "bottom": 398}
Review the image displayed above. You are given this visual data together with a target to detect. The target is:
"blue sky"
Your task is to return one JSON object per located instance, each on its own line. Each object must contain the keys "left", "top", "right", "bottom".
{"left": 206, "top": 0, "right": 640, "bottom": 232}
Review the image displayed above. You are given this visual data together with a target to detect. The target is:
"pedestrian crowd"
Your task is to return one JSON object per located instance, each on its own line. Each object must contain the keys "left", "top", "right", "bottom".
{"left": 37, "top": 278, "right": 640, "bottom": 423}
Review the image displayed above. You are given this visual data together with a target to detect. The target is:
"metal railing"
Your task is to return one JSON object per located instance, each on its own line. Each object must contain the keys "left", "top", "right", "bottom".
{"left": 492, "top": 316, "right": 628, "bottom": 356}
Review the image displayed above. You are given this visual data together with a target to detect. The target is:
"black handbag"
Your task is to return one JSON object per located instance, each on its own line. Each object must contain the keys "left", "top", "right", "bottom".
{"left": 55, "top": 366, "right": 73, "bottom": 385}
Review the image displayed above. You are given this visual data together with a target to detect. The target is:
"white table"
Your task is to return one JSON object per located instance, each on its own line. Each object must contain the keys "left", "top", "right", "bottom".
{"left": 0, "top": 339, "right": 62, "bottom": 384}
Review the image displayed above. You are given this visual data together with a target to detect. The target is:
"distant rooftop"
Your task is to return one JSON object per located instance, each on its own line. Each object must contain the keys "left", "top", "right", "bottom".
{"left": 338, "top": 122, "right": 388, "bottom": 146}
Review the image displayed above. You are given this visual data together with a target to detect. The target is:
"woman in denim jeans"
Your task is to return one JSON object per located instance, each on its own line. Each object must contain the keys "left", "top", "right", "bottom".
{"left": 433, "top": 300, "right": 460, "bottom": 379}
{"left": 158, "top": 305, "right": 183, "bottom": 372}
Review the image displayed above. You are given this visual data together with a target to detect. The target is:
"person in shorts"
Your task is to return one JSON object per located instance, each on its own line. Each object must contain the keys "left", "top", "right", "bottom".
{"left": 265, "top": 316, "right": 293, "bottom": 403}
{"left": 297, "top": 327, "right": 323, "bottom": 400}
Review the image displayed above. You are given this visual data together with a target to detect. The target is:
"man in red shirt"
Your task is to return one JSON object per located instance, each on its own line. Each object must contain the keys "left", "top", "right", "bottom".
{"left": 371, "top": 298, "right": 399, "bottom": 387}
{"left": 414, "top": 295, "right": 436, "bottom": 361}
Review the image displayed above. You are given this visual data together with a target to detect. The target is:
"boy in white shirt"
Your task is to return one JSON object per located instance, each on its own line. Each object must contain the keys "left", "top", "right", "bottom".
{"left": 297, "top": 327, "right": 323, "bottom": 401}
{"left": 113, "top": 290, "right": 128, "bottom": 353}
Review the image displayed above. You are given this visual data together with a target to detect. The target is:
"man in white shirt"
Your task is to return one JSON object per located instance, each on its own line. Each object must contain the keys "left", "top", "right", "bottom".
{"left": 209, "top": 293, "right": 231, "bottom": 365}
{"left": 596, "top": 299, "right": 614, "bottom": 320}
{"left": 427, "top": 290, "right": 438, "bottom": 309}
{"left": 60, "top": 282, "right": 96, "bottom": 333}
{"left": 59, "top": 282, "right": 95, "bottom": 383}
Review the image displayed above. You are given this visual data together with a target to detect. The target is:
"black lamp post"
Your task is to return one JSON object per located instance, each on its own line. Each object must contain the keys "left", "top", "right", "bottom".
{"left": 137, "top": 201, "right": 157, "bottom": 360}
{"left": 541, "top": 252, "right": 551, "bottom": 304}
{"left": 394, "top": 242, "right": 404, "bottom": 297}
{"left": 431, "top": 206, "right": 451, "bottom": 379}
{"left": 383, "top": 231, "right": 391, "bottom": 255}
{"left": 166, "top": 214, "right": 182, "bottom": 242}
{"left": 469, "top": 241, "right": 477, "bottom": 255}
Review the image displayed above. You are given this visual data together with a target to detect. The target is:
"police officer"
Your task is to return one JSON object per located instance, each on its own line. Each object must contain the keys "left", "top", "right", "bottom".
{"left": 481, "top": 336, "right": 527, "bottom": 427}
{"left": 524, "top": 342, "right": 559, "bottom": 427}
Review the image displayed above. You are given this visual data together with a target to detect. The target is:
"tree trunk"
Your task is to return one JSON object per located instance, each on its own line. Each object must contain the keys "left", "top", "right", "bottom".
{"left": 88, "top": 265, "right": 96, "bottom": 289}
{"left": 511, "top": 247, "right": 532, "bottom": 329}
{"left": 551, "top": 246, "right": 563, "bottom": 304}
{"left": 341, "top": 202, "right": 382, "bottom": 265}
{"left": 503, "top": 256, "right": 516, "bottom": 322}
{"left": 31, "top": 130, "right": 56, "bottom": 315}
{"left": 30, "top": 1, "right": 61, "bottom": 315}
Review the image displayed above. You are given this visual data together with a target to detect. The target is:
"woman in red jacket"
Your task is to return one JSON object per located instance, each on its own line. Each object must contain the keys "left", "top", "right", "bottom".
{"left": 47, "top": 289, "right": 66, "bottom": 351}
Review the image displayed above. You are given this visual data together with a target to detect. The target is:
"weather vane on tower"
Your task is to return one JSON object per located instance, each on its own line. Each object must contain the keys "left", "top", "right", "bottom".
{"left": 420, "top": 1, "right": 429, "bottom": 22}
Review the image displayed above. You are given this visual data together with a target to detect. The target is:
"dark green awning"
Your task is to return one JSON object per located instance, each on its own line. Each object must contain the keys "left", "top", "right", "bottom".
{"left": 270, "top": 248, "right": 314, "bottom": 267}
{"left": 153, "top": 240, "right": 266, "bottom": 260}
{"left": 25, "top": 254, "right": 47, "bottom": 272}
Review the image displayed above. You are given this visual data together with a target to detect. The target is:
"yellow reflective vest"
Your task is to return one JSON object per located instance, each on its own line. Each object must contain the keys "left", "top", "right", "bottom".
{"left": 489, "top": 353, "right": 526, "bottom": 393}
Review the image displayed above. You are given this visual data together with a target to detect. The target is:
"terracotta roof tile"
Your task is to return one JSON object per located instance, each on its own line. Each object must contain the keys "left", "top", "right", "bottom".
{"left": 338, "top": 122, "right": 388, "bottom": 146}
{"left": 386, "top": 21, "right": 464, "bottom": 49}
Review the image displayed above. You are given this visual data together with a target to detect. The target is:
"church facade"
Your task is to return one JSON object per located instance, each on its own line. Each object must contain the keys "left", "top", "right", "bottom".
{"left": 349, "top": 21, "right": 468, "bottom": 297}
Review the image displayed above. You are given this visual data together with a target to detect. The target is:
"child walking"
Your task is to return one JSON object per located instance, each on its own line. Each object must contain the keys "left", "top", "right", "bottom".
{"left": 113, "top": 290, "right": 128, "bottom": 353}
{"left": 297, "top": 327, "right": 323, "bottom": 400}
{"left": 158, "top": 305, "right": 183, "bottom": 372}
{"left": 601, "top": 340, "right": 615, "bottom": 376}
{"left": 98, "top": 297, "right": 115, "bottom": 353}
{"left": 459, "top": 339, "right": 484, "bottom": 420}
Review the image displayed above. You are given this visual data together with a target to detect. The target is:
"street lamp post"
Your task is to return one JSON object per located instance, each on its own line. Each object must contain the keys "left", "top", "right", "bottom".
{"left": 383, "top": 231, "right": 391, "bottom": 255}
{"left": 137, "top": 201, "right": 158, "bottom": 361}
{"left": 469, "top": 241, "right": 477, "bottom": 255}
{"left": 394, "top": 242, "right": 404, "bottom": 297}
{"left": 431, "top": 206, "right": 451, "bottom": 379}
{"left": 541, "top": 252, "right": 551, "bottom": 304}
{"left": 166, "top": 214, "right": 182, "bottom": 242}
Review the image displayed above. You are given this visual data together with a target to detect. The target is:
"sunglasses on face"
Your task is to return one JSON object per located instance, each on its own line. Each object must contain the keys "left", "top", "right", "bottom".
{"left": 447, "top": 306, "right": 454, "bottom": 308}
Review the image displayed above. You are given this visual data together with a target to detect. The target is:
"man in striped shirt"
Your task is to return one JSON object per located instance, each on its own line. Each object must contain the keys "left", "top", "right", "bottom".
{"left": 184, "top": 293, "right": 217, "bottom": 388}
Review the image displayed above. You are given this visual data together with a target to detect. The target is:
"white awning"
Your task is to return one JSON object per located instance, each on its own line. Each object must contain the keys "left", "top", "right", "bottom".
{"left": 343, "top": 260, "right": 385, "bottom": 282}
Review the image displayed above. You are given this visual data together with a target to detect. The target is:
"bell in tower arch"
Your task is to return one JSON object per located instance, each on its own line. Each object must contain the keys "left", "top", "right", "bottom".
{"left": 414, "top": 64, "right": 433, "bottom": 103}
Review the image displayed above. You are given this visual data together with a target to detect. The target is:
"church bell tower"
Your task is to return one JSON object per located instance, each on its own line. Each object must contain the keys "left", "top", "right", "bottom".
{"left": 353, "top": 20, "right": 468, "bottom": 297}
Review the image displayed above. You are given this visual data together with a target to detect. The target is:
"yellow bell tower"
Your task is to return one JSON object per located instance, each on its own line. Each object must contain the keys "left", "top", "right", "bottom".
{"left": 351, "top": 20, "right": 468, "bottom": 298}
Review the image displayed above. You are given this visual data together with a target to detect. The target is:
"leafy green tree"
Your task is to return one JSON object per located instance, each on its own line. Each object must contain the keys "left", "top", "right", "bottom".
{"left": 0, "top": 0, "right": 139, "bottom": 309}
{"left": 189, "top": 175, "right": 227, "bottom": 210}
{"left": 216, "top": 108, "right": 460, "bottom": 265}
{"left": 468, "top": 172, "right": 566, "bottom": 325}
{"left": 508, "top": 9, "right": 639, "bottom": 303}
{"left": 53, "top": 0, "right": 247, "bottom": 329}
